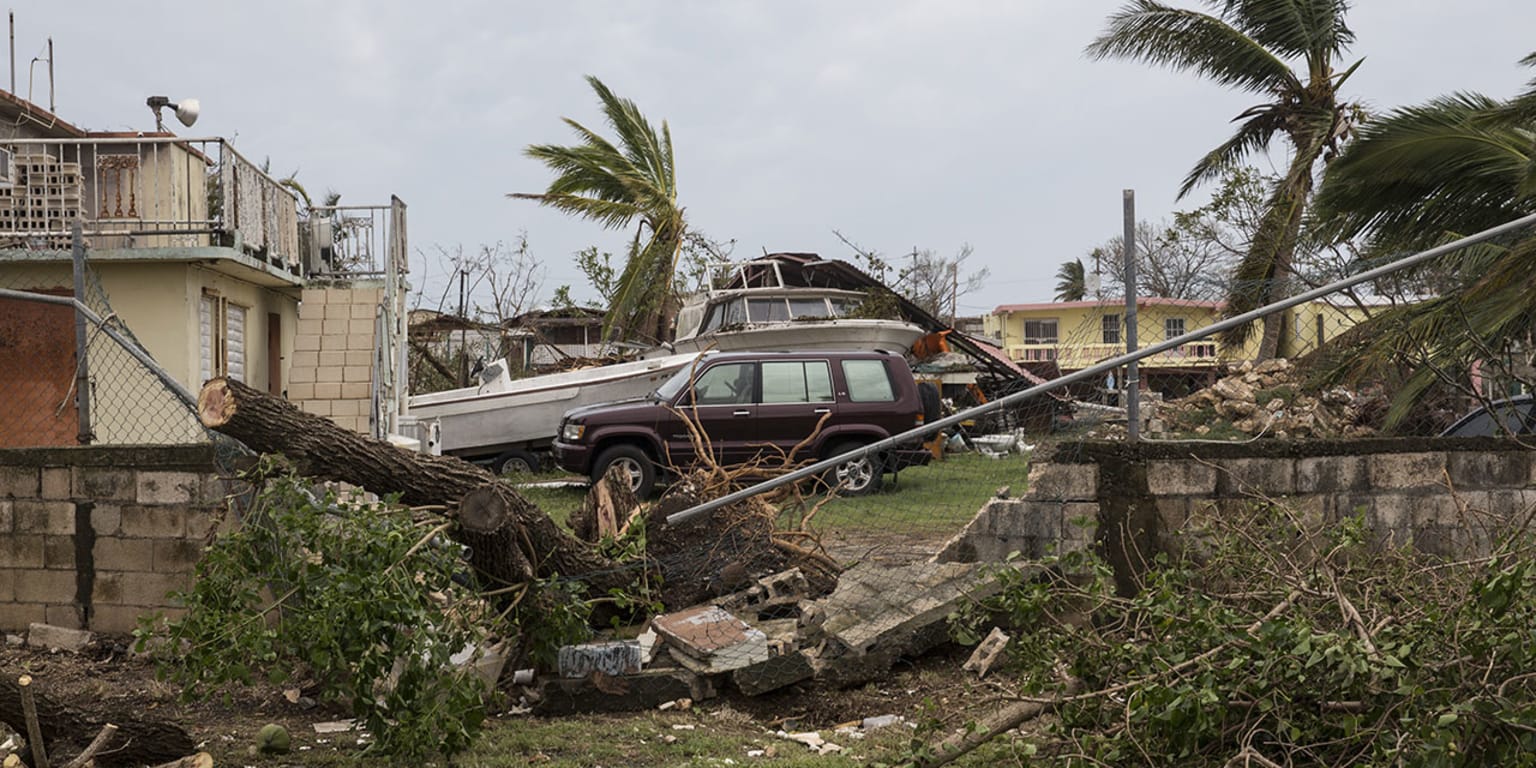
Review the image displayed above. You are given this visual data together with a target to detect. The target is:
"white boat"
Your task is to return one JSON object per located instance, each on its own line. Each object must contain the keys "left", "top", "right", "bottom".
{"left": 408, "top": 352, "right": 700, "bottom": 473}
{"left": 649, "top": 258, "right": 928, "bottom": 357}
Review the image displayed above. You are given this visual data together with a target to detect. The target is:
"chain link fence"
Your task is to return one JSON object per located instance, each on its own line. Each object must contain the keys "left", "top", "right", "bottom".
{"left": 0, "top": 231, "right": 245, "bottom": 460}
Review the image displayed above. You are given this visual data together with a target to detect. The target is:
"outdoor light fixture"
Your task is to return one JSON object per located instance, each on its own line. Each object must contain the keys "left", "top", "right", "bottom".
{"left": 145, "top": 95, "right": 200, "bottom": 132}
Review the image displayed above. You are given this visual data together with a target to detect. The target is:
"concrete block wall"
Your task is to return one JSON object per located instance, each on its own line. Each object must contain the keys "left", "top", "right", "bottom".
{"left": 292, "top": 283, "right": 382, "bottom": 435}
{"left": 937, "top": 438, "right": 1536, "bottom": 575}
{"left": 0, "top": 446, "right": 232, "bottom": 634}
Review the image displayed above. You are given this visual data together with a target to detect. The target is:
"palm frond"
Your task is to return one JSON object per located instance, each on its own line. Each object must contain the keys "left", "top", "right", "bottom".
{"left": 1222, "top": 0, "right": 1354, "bottom": 61}
{"left": 1180, "top": 108, "right": 1282, "bottom": 197}
{"left": 1087, "top": 0, "right": 1299, "bottom": 94}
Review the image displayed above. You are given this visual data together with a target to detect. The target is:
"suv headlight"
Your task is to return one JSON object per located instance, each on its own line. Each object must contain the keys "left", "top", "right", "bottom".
{"left": 561, "top": 422, "right": 586, "bottom": 442}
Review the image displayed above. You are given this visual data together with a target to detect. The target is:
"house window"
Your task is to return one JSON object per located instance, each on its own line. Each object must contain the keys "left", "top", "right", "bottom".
{"left": 1101, "top": 314, "right": 1121, "bottom": 344}
{"left": 200, "top": 293, "right": 247, "bottom": 382}
{"left": 1022, "top": 319, "right": 1058, "bottom": 344}
{"left": 1165, "top": 317, "right": 1186, "bottom": 341}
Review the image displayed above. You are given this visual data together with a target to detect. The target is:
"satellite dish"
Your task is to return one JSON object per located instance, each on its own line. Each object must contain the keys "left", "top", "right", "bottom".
{"left": 173, "top": 98, "right": 200, "bottom": 127}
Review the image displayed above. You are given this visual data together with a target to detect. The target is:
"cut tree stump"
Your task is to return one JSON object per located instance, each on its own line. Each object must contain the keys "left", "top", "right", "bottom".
{"left": 197, "top": 377, "right": 634, "bottom": 595}
{"left": 0, "top": 677, "right": 195, "bottom": 767}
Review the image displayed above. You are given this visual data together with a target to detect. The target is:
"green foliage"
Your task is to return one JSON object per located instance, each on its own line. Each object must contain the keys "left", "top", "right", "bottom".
{"left": 943, "top": 502, "right": 1536, "bottom": 765}
{"left": 136, "top": 463, "right": 498, "bottom": 759}
{"left": 846, "top": 287, "right": 904, "bottom": 321}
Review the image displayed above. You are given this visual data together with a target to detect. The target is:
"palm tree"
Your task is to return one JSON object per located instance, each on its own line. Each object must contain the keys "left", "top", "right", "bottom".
{"left": 512, "top": 76, "right": 684, "bottom": 346}
{"left": 1054, "top": 258, "right": 1088, "bottom": 301}
{"left": 1087, "top": 0, "right": 1363, "bottom": 360}
{"left": 1307, "top": 54, "right": 1536, "bottom": 426}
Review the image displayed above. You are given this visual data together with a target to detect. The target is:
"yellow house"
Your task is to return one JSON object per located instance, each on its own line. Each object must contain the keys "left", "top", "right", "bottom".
{"left": 0, "top": 89, "right": 407, "bottom": 446}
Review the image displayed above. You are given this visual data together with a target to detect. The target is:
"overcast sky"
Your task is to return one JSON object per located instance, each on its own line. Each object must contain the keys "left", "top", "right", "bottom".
{"left": 12, "top": 1, "right": 1535, "bottom": 316}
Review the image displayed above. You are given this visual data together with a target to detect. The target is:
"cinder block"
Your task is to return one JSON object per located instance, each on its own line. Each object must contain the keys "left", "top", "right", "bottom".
{"left": 296, "top": 318, "right": 323, "bottom": 336}
{"left": 1447, "top": 451, "right": 1530, "bottom": 489}
{"left": 154, "top": 539, "right": 205, "bottom": 573}
{"left": 346, "top": 332, "right": 375, "bottom": 351}
{"left": 291, "top": 349, "right": 319, "bottom": 369}
{"left": 1368, "top": 452, "right": 1447, "bottom": 491}
{"left": 89, "top": 604, "right": 160, "bottom": 635}
{"left": 350, "top": 302, "right": 377, "bottom": 320}
{"left": 14, "top": 570, "right": 75, "bottom": 602}
{"left": 137, "top": 471, "right": 199, "bottom": 505}
{"left": 42, "top": 607, "right": 84, "bottom": 631}
{"left": 1146, "top": 460, "right": 1217, "bottom": 496}
{"left": 340, "top": 382, "right": 370, "bottom": 400}
{"left": 323, "top": 287, "right": 353, "bottom": 304}
{"left": 290, "top": 367, "right": 316, "bottom": 386}
{"left": 294, "top": 333, "right": 321, "bottom": 351}
{"left": 316, "top": 366, "right": 344, "bottom": 383}
{"left": 320, "top": 332, "right": 351, "bottom": 351}
{"left": 119, "top": 506, "right": 186, "bottom": 538}
{"left": 321, "top": 318, "right": 350, "bottom": 336}
{"left": 92, "top": 571, "right": 191, "bottom": 606}
{"left": 323, "top": 303, "right": 351, "bottom": 320}
{"left": 183, "top": 508, "right": 230, "bottom": 540}
{"left": 313, "top": 382, "right": 341, "bottom": 400}
{"left": 90, "top": 503, "right": 122, "bottom": 535}
{"left": 0, "top": 603, "right": 46, "bottom": 632}
{"left": 344, "top": 350, "right": 372, "bottom": 367}
{"left": 343, "top": 365, "right": 371, "bottom": 382}
{"left": 0, "top": 466, "right": 39, "bottom": 497}
{"left": 1296, "top": 456, "right": 1367, "bottom": 493}
{"left": 40, "top": 467, "right": 72, "bottom": 500}
{"left": 12, "top": 500, "right": 75, "bottom": 535}
{"left": 0, "top": 568, "right": 16, "bottom": 601}
{"left": 348, "top": 318, "right": 375, "bottom": 336}
{"left": 331, "top": 399, "right": 363, "bottom": 417}
{"left": 1025, "top": 463, "right": 1098, "bottom": 502}
{"left": 43, "top": 535, "right": 75, "bottom": 570}
{"left": 287, "top": 381, "right": 315, "bottom": 400}
{"left": 300, "top": 288, "right": 328, "bottom": 306}
{"left": 74, "top": 469, "right": 137, "bottom": 502}
{"left": 0, "top": 499, "right": 11, "bottom": 532}
{"left": 319, "top": 350, "right": 345, "bottom": 367}
{"left": 93, "top": 537, "right": 156, "bottom": 571}
{"left": 1214, "top": 458, "right": 1295, "bottom": 496}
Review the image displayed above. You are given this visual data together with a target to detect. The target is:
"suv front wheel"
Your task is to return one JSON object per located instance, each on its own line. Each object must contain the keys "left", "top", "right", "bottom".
{"left": 592, "top": 444, "right": 657, "bottom": 498}
{"left": 825, "top": 440, "right": 884, "bottom": 496}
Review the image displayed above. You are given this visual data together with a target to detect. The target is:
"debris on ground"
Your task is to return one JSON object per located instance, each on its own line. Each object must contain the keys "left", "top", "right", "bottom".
{"left": 962, "top": 627, "right": 1010, "bottom": 678}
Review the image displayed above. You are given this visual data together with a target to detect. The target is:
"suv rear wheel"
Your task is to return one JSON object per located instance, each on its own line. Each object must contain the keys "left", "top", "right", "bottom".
{"left": 593, "top": 444, "right": 657, "bottom": 498}
{"left": 825, "top": 440, "right": 883, "bottom": 495}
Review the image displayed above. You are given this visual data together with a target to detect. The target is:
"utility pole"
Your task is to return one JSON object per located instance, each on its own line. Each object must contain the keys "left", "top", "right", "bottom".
{"left": 457, "top": 268, "right": 468, "bottom": 387}
{"left": 1124, "top": 190, "right": 1139, "bottom": 443}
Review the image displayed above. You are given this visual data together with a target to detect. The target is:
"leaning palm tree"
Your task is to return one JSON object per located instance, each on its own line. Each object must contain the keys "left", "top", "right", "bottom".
{"left": 1054, "top": 258, "right": 1088, "bottom": 301}
{"left": 512, "top": 76, "right": 684, "bottom": 346}
{"left": 1087, "top": 0, "right": 1363, "bottom": 360}
{"left": 1307, "top": 54, "right": 1536, "bottom": 427}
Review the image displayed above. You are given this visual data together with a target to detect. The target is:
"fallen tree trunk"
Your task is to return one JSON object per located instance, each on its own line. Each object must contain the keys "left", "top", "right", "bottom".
{"left": 197, "top": 377, "right": 633, "bottom": 594}
{"left": 0, "top": 676, "right": 195, "bottom": 767}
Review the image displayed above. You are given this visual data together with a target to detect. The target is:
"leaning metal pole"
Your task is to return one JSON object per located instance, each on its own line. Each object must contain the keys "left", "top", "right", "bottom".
{"left": 1123, "top": 189, "right": 1139, "bottom": 443}
{"left": 666, "top": 210, "right": 1536, "bottom": 526}
{"left": 71, "top": 221, "right": 94, "bottom": 445}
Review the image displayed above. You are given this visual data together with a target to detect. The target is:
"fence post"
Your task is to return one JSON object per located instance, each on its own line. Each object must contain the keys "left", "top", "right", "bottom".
{"left": 71, "top": 219, "right": 94, "bottom": 444}
{"left": 1123, "top": 189, "right": 1139, "bottom": 443}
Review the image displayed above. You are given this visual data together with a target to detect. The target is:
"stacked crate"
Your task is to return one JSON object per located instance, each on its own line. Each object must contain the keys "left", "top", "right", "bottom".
{"left": 0, "top": 150, "right": 83, "bottom": 240}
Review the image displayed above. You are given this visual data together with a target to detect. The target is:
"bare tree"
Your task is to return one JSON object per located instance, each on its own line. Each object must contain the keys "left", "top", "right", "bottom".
{"left": 832, "top": 232, "right": 989, "bottom": 322}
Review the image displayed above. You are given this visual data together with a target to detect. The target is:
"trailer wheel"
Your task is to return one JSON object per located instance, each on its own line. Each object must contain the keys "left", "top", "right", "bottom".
{"left": 492, "top": 449, "right": 540, "bottom": 475}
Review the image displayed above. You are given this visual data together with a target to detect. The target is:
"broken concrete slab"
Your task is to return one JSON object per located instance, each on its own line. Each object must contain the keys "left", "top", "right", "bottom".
{"left": 963, "top": 627, "right": 1010, "bottom": 678}
{"left": 730, "top": 650, "right": 815, "bottom": 696}
{"left": 812, "top": 562, "right": 1025, "bottom": 656}
{"left": 714, "top": 567, "right": 810, "bottom": 619}
{"left": 26, "top": 622, "right": 93, "bottom": 653}
{"left": 533, "top": 667, "right": 716, "bottom": 715}
{"left": 557, "top": 640, "right": 643, "bottom": 679}
{"left": 652, "top": 605, "right": 769, "bottom": 673}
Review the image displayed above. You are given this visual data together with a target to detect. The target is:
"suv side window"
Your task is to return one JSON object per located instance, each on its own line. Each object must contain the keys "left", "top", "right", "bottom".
{"left": 841, "top": 359, "right": 895, "bottom": 402}
{"left": 762, "top": 361, "right": 834, "bottom": 404}
{"left": 690, "top": 362, "right": 755, "bottom": 405}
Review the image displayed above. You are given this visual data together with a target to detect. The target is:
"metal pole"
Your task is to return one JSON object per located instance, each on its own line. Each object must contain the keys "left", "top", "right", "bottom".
{"left": 10, "top": 12, "right": 15, "bottom": 95}
{"left": 1123, "top": 189, "right": 1139, "bottom": 443}
{"left": 664, "top": 209, "right": 1536, "bottom": 527}
{"left": 46, "top": 37, "right": 53, "bottom": 113}
{"left": 71, "top": 221, "right": 94, "bottom": 444}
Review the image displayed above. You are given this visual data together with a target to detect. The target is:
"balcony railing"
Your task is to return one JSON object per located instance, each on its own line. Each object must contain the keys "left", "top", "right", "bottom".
{"left": 0, "top": 136, "right": 303, "bottom": 272}
{"left": 1006, "top": 341, "right": 1224, "bottom": 369}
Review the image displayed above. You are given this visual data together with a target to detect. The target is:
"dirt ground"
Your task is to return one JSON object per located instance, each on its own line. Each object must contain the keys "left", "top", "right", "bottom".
{"left": 2, "top": 626, "right": 993, "bottom": 766}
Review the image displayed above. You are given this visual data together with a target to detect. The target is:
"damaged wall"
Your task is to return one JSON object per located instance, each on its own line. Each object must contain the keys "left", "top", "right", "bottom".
{"left": 0, "top": 445, "right": 232, "bottom": 633}
{"left": 936, "top": 437, "right": 1536, "bottom": 593}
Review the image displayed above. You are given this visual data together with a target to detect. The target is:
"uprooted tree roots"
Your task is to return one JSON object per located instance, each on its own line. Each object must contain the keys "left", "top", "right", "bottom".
{"left": 916, "top": 497, "right": 1536, "bottom": 767}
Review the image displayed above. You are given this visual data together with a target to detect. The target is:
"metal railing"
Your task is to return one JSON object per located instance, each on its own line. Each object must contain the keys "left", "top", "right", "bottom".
{"left": 0, "top": 137, "right": 301, "bottom": 269}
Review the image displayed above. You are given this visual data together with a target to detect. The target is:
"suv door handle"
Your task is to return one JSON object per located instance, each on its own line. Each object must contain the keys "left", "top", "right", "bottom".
{"left": 813, "top": 408, "right": 831, "bottom": 414}
{"left": 733, "top": 410, "right": 751, "bottom": 417}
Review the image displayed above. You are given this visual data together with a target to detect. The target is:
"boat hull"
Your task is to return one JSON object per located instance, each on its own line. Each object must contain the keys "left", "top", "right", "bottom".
{"left": 662, "top": 319, "right": 926, "bottom": 356}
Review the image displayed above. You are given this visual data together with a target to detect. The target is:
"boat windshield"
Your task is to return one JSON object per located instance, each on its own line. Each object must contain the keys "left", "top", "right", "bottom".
{"left": 789, "top": 297, "right": 831, "bottom": 319}
{"left": 830, "top": 297, "right": 862, "bottom": 317}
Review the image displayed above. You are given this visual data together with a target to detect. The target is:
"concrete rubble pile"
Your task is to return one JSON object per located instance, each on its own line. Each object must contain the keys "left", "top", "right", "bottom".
{"left": 1153, "top": 358, "right": 1383, "bottom": 439}
{"left": 529, "top": 562, "right": 1020, "bottom": 713}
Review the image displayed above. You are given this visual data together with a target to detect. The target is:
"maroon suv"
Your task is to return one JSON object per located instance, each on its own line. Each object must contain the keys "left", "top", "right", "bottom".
{"left": 552, "top": 350, "right": 934, "bottom": 497}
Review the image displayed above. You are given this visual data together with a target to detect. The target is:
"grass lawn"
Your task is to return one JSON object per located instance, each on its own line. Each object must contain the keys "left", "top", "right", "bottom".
{"left": 511, "top": 449, "right": 1032, "bottom": 537}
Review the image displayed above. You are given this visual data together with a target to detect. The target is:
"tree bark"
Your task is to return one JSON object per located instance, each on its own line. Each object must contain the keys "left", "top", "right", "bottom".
{"left": 197, "top": 377, "right": 633, "bottom": 594}
{"left": 0, "top": 677, "right": 194, "bottom": 767}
